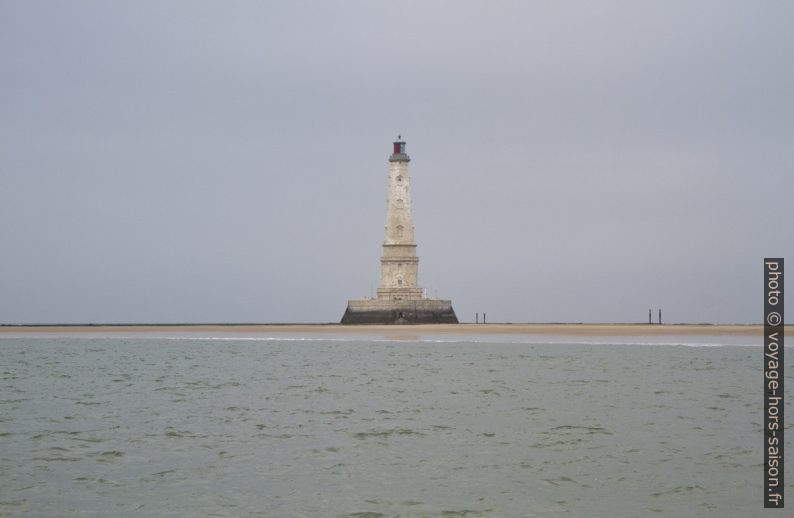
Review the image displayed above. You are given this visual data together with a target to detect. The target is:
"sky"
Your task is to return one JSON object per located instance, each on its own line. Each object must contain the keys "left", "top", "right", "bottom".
{"left": 1, "top": 1, "right": 792, "bottom": 324}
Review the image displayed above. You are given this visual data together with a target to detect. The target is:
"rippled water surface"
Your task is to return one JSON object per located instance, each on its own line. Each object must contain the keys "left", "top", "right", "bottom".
{"left": 0, "top": 336, "right": 789, "bottom": 517}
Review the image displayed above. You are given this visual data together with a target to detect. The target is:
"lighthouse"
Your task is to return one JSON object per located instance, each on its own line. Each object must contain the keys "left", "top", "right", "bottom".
{"left": 341, "top": 138, "right": 458, "bottom": 324}
{"left": 377, "top": 138, "right": 422, "bottom": 302}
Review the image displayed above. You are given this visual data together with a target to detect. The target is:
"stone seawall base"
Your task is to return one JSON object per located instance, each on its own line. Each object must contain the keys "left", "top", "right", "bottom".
{"left": 341, "top": 299, "right": 458, "bottom": 324}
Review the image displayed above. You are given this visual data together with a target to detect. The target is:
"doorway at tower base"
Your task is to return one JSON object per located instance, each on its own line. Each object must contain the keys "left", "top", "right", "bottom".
{"left": 341, "top": 298, "right": 458, "bottom": 324}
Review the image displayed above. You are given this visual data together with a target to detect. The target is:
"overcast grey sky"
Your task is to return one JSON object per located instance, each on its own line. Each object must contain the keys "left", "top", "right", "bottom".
{"left": 1, "top": 1, "right": 792, "bottom": 324}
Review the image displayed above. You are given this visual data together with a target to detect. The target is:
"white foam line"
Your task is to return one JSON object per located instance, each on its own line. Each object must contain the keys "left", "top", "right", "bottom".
{"left": 0, "top": 334, "right": 760, "bottom": 347}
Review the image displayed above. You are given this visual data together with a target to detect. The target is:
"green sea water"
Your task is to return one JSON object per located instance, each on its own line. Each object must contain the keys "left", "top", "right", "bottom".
{"left": 0, "top": 335, "right": 789, "bottom": 517}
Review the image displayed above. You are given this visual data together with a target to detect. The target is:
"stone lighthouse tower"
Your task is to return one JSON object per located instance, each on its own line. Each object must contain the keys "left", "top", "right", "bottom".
{"left": 341, "top": 138, "right": 458, "bottom": 324}
{"left": 377, "top": 139, "right": 422, "bottom": 302}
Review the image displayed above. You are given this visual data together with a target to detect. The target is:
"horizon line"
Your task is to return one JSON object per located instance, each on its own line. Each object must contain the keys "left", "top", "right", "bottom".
{"left": 0, "top": 322, "right": 773, "bottom": 327}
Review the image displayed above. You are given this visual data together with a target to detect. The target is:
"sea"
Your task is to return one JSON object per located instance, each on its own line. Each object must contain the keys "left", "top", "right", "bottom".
{"left": 0, "top": 332, "right": 789, "bottom": 517}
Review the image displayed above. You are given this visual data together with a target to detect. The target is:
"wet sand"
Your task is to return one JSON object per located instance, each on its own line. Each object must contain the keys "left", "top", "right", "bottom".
{"left": 0, "top": 323, "right": 778, "bottom": 336}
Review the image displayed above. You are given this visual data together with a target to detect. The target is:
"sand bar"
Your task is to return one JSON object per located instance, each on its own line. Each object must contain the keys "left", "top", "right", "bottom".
{"left": 0, "top": 323, "right": 782, "bottom": 337}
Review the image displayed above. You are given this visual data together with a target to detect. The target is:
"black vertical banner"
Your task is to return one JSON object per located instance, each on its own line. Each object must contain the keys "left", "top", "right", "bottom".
{"left": 764, "top": 258, "right": 784, "bottom": 508}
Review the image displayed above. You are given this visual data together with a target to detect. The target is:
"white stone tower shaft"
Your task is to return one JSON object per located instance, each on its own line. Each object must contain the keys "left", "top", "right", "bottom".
{"left": 376, "top": 139, "right": 423, "bottom": 301}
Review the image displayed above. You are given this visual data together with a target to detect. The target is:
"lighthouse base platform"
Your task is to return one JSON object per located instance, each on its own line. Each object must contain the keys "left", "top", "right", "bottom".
{"left": 341, "top": 298, "right": 458, "bottom": 324}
